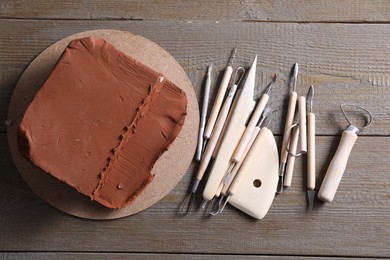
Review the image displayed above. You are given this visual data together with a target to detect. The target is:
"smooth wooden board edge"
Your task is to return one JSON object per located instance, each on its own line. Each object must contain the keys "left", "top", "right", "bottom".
{"left": 6, "top": 29, "right": 199, "bottom": 219}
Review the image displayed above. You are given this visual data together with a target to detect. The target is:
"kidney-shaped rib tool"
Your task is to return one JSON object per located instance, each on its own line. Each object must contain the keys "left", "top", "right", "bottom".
{"left": 228, "top": 126, "right": 279, "bottom": 220}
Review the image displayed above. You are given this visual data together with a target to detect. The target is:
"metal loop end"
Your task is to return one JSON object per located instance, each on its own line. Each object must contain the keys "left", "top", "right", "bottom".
{"left": 340, "top": 104, "right": 373, "bottom": 131}
{"left": 285, "top": 123, "right": 304, "bottom": 157}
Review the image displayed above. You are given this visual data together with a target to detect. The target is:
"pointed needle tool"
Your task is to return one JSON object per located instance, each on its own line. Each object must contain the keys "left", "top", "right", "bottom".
{"left": 278, "top": 63, "right": 299, "bottom": 193}
{"left": 196, "top": 63, "right": 213, "bottom": 161}
{"left": 202, "top": 47, "right": 238, "bottom": 150}
{"left": 307, "top": 85, "right": 315, "bottom": 211}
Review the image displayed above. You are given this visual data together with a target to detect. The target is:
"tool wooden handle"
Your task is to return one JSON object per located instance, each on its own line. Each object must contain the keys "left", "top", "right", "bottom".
{"left": 212, "top": 84, "right": 241, "bottom": 158}
{"left": 298, "top": 96, "right": 307, "bottom": 153}
{"left": 221, "top": 126, "right": 260, "bottom": 195}
{"left": 204, "top": 66, "right": 233, "bottom": 139}
{"left": 280, "top": 91, "right": 298, "bottom": 163}
{"left": 233, "top": 94, "right": 269, "bottom": 161}
{"left": 229, "top": 128, "right": 268, "bottom": 195}
{"left": 283, "top": 126, "right": 299, "bottom": 187}
{"left": 318, "top": 128, "right": 358, "bottom": 202}
{"left": 307, "top": 112, "right": 315, "bottom": 190}
{"left": 216, "top": 182, "right": 223, "bottom": 197}
{"left": 195, "top": 84, "right": 237, "bottom": 180}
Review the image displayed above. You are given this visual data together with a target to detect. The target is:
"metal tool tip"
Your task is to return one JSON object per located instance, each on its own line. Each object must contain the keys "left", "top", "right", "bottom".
{"left": 207, "top": 63, "right": 214, "bottom": 73}
{"left": 272, "top": 74, "right": 277, "bottom": 82}
{"left": 228, "top": 47, "right": 238, "bottom": 65}
{"left": 307, "top": 189, "right": 315, "bottom": 212}
{"left": 291, "top": 63, "right": 299, "bottom": 92}
{"left": 265, "top": 75, "right": 277, "bottom": 95}
{"left": 263, "top": 107, "right": 272, "bottom": 117}
{"left": 293, "top": 63, "right": 299, "bottom": 77}
{"left": 308, "top": 85, "right": 314, "bottom": 113}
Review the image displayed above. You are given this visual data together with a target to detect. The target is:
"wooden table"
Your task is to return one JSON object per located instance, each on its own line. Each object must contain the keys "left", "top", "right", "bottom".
{"left": 1, "top": 1, "right": 389, "bottom": 259}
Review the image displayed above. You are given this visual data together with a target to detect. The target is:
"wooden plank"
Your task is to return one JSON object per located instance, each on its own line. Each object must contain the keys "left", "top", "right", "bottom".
{"left": 1, "top": 133, "right": 389, "bottom": 257}
{"left": 1, "top": 20, "right": 390, "bottom": 135}
{"left": 1, "top": 0, "right": 390, "bottom": 22}
{"left": 0, "top": 252, "right": 382, "bottom": 260}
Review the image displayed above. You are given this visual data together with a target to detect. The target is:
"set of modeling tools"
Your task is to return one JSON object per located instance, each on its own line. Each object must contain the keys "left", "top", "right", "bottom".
{"left": 277, "top": 65, "right": 373, "bottom": 210}
{"left": 179, "top": 49, "right": 373, "bottom": 219}
{"left": 277, "top": 64, "right": 317, "bottom": 210}
{"left": 180, "top": 49, "right": 278, "bottom": 219}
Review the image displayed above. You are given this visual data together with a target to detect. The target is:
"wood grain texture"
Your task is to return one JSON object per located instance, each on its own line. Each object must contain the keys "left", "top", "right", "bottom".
{"left": 0, "top": 253, "right": 382, "bottom": 260}
{"left": 1, "top": 20, "right": 390, "bottom": 135}
{"left": 1, "top": 133, "right": 389, "bottom": 257}
{"left": 0, "top": 0, "right": 390, "bottom": 22}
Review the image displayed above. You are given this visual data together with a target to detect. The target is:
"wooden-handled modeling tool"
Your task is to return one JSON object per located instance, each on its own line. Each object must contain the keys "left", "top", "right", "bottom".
{"left": 202, "top": 48, "right": 238, "bottom": 151}
{"left": 230, "top": 76, "right": 276, "bottom": 163}
{"left": 195, "top": 64, "right": 213, "bottom": 161}
{"left": 210, "top": 107, "right": 272, "bottom": 215}
{"left": 178, "top": 67, "right": 245, "bottom": 215}
{"left": 278, "top": 63, "right": 299, "bottom": 193}
{"left": 307, "top": 85, "right": 315, "bottom": 211}
{"left": 318, "top": 104, "right": 373, "bottom": 203}
{"left": 221, "top": 77, "right": 276, "bottom": 190}
{"left": 284, "top": 94, "right": 307, "bottom": 187}
{"left": 203, "top": 56, "right": 257, "bottom": 202}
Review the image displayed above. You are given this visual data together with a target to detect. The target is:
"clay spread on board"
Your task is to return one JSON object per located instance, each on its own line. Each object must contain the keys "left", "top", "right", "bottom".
{"left": 18, "top": 36, "right": 187, "bottom": 209}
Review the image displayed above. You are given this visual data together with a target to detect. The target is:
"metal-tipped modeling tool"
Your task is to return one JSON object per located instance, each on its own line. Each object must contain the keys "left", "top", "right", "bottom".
{"left": 284, "top": 92, "right": 307, "bottom": 187}
{"left": 196, "top": 64, "right": 213, "bottom": 161}
{"left": 318, "top": 104, "right": 373, "bottom": 203}
{"left": 202, "top": 48, "right": 238, "bottom": 150}
{"left": 278, "top": 63, "right": 299, "bottom": 193}
{"left": 307, "top": 85, "right": 315, "bottom": 211}
{"left": 178, "top": 67, "right": 244, "bottom": 215}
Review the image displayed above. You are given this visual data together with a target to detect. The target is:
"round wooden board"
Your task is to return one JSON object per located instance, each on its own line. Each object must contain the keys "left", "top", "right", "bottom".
{"left": 7, "top": 29, "right": 199, "bottom": 219}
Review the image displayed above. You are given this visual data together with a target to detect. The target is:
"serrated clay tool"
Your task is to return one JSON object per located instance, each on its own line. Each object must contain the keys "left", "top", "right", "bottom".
{"left": 195, "top": 63, "right": 213, "bottom": 161}
{"left": 306, "top": 85, "right": 315, "bottom": 211}
{"left": 202, "top": 48, "right": 238, "bottom": 151}
{"left": 278, "top": 63, "right": 299, "bottom": 193}
{"left": 202, "top": 56, "right": 257, "bottom": 203}
{"left": 318, "top": 104, "right": 373, "bottom": 203}
{"left": 178, "top": 67, "right": 245, "bottom": 214}
{"left": 225, "top": 111, "right": 279, "bottom": 219}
